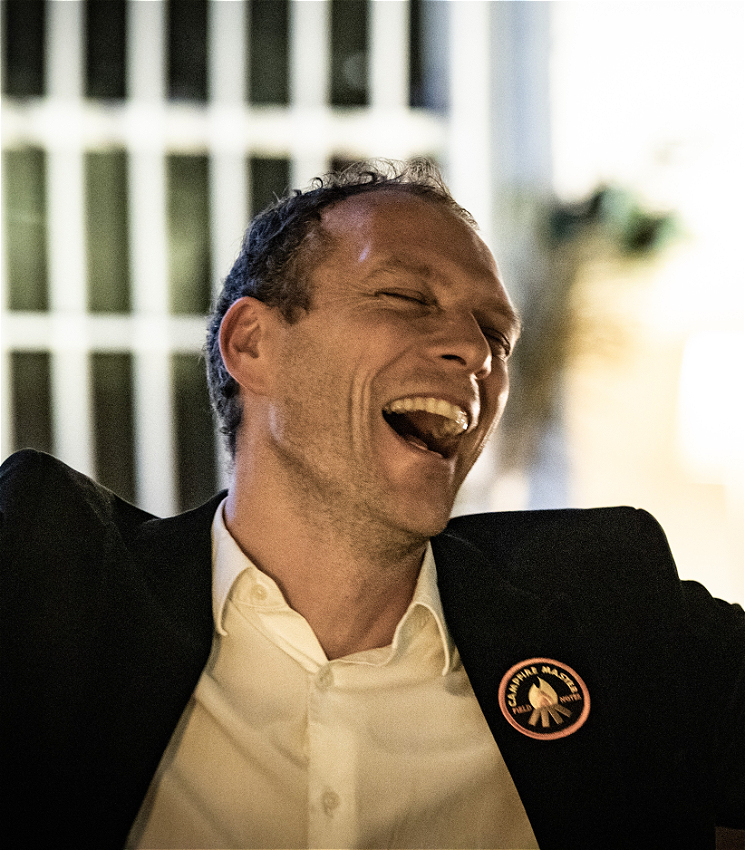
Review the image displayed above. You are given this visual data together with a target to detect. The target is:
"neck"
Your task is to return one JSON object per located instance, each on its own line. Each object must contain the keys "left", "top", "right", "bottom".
{"left": 224, "top": 459, "right": 428, "bottom": 660}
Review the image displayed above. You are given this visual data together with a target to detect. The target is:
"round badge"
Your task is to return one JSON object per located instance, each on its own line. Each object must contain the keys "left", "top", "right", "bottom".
{"left": 498, "top": 657, "right": 590, "bottom": 741}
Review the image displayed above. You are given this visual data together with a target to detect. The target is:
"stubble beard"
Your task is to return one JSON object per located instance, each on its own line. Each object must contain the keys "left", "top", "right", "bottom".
{"left": 267, "top": 351, "right": 463, "bottom": 563}
{"left": 271, "top": 423, "right": 457, "bottom": 567}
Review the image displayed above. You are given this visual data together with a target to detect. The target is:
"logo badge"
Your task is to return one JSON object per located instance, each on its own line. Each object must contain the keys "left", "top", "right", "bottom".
{"left": 498, "top": 657, "right": 590, "bottom": 740}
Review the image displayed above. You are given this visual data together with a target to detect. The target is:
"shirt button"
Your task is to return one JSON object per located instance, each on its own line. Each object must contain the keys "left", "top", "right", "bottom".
{"left": 316, "top": 665, "right": 334, "bottom": 690}
{"left": 250, "top": 584, "right": 268, "bottom": 604}
{"left": 322, "top": 790, "right": 340, "bottom": 815}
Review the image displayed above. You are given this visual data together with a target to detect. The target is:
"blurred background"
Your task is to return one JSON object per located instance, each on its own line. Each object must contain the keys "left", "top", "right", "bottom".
{"left": 1, "top": 0, "right": 742, "bottom": 602}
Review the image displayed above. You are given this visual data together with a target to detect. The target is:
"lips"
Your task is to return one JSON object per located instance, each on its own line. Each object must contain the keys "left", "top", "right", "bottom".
{"left": 382, "top": 396, "right": 472, "bottom": 457}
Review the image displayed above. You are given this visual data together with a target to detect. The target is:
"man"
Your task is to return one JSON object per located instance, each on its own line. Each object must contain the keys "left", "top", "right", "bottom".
{"left": 1, "top": 160, "right": 743, "bottom": 849}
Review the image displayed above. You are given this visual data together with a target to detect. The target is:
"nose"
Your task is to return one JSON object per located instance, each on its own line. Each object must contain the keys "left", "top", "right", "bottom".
{"left": 435, "top": 312, "right": 493, "bottom": 380}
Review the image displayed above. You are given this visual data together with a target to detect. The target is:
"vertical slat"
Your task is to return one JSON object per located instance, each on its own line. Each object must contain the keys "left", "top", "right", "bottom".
{"left": 208, "top": 0, "right": 248, "bottom": 290}
{"left": 491, "top": 1, "right": 553, "bottom": 193}
{"left": 369, "top": 0, "right": 409, "bottom": 110}
{"left": 447, "top": 0, "right": 493, "bottom": 237}
{"left": 290, "top": 0, "right": 330, "bottom": 108}
{"left": 47, "top": 0, "right": 82, "bottom": 100}
{"left": 131, "top": 342, "right": 177, "bottom": 516}
{"left": 127, "top": 0, "right": 177, "bottom": 516}
{"left": 46, "top": 0, "right": 94, "bottom": 476}
{"left": 47, "top": 144, "right": 86, "bottom": 315}
{"left": 208, "top": 0, "right": 248, "bottom": 489}
{"left": 208, "top": 0, "right": 246, "bottom": 106}
{"left": 128, "top": 0, "right": 165, "bottom": 102}
{"left": 289, "top": 0, "right": 330, "bottom": 187}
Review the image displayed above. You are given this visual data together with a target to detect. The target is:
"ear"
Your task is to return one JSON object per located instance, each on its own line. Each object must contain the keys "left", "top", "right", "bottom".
{"left": 219, "top": 296, "right": 278, "bottom": 397}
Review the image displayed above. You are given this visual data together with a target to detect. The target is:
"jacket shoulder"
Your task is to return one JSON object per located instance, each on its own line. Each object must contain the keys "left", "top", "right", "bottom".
{"left": 0, "top": 450, "right": 159, "bottom": 622}
{"left": 441, "top": 505, "right": 680, "bottom": 595}
{"left": 0, "top": 453, "right": 219, "bottom": 845}
{"left": 445, "top": 504, "right": 665, "bottom": 548}
{"left": 0, "top": 448, "right": 154, "bottom": 536}
{"left": 1, "top": 449, "right": 222, "bottom": 625}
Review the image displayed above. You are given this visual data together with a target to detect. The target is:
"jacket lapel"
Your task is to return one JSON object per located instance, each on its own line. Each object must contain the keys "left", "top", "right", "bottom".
{"left": 433, "top": 524, "right": 630, "bottom": 850}
{"left": 95, "top": 493, "right": 223, "bottom": 843}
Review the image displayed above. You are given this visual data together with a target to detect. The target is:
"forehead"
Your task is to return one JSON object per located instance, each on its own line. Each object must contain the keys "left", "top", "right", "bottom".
{"left": 310, "top": 192, "right": 518, "bottom": 331}
{"left": 318, "top": 191, "right": 500, "bottom": 281}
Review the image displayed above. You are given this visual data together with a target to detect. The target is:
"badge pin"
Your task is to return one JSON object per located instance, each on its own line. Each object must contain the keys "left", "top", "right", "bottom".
{"left": 498, "top": 657, "right": 590, "bottom": 740}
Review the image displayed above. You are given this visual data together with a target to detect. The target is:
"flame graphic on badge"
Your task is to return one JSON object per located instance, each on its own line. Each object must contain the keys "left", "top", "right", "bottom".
{"left": 528, "top": 678, "right": 573, "bottom": 728}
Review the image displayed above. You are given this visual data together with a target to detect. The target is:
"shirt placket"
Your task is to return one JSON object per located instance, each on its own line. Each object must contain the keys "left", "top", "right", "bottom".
{"left": 306, "top": 661, "right": 359, "bottom": 848}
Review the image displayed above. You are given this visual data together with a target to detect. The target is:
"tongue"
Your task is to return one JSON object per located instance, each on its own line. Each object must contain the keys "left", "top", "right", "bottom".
{"left": 384, "top": 410, "right": 454, "bottom": 455}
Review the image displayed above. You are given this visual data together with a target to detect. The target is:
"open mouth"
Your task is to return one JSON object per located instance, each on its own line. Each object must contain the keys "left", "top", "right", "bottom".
{"left": 382, "top": 397, "right": 470, "bottom": 458}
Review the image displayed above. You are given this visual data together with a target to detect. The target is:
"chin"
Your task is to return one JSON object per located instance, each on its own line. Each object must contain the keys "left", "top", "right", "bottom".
{"left": 388, "top": 498, "right": 455, "bottom": 540}
{"left": 374, "top": 456, "right": 466, "bottom": 539}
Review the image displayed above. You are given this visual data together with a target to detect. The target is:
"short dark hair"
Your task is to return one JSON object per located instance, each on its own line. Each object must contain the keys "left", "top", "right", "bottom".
{"left": 205, "top": 158, "right": 478, "bottom": 457}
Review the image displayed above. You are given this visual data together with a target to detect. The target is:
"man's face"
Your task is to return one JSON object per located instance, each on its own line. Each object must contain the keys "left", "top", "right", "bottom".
{"left": 259, "top": 191, "right": 520, "bottom": 540}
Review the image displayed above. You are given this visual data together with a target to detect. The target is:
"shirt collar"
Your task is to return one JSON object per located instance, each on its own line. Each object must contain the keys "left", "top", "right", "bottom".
{"left": 211, "top": 499, "right": 456, "bottom": 675}
{"left": 398, "top": 543, "right": 455, "bottom": 675}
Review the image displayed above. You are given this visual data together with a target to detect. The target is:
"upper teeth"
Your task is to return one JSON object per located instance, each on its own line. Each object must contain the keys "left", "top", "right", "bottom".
{"left": 384, "top": 397, "right": 469, "bottom": 435}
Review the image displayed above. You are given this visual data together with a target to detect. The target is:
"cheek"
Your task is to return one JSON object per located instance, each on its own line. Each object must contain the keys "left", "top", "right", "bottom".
{"left": 274, "top": 337, "right": 356, "bottom": 429}
{"left": 484, "top": 364, "right": 510, "bottom": 417}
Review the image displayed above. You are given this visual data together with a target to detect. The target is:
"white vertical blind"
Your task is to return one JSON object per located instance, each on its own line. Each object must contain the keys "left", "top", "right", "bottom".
{"left": 447, "top": 0, "right": 493, "bottom": 238}
{"left": 370, "top": 0, "right": 409, "bottom": 111}
{"left": 289, "top": 0, "right": 331, "bottom": 186}
{"left": 208, "top": 0, "right": 249, "bottom": 292}
{"left": 127, "top": 0, "right": 177, "bottom": 514}
{"left": 45, "top": 0, "right": 94, "bottom": 477}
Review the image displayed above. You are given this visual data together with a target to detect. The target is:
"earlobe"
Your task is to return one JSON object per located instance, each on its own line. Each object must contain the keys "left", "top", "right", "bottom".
{"left": 219, "top": 297, "right": 274, "bottom": 396}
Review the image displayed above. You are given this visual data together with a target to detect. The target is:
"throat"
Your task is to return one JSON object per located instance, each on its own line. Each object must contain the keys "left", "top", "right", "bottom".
{"left": 267, "top": 538, "right": 426, "bottom": 660}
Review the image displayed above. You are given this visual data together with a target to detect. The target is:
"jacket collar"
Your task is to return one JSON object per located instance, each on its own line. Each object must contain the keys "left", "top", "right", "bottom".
{"left": 101, "top": 493, "right": 224, "bottom": 841}
{"left": 130, "top": 492, "right": 225, "bottom": 652}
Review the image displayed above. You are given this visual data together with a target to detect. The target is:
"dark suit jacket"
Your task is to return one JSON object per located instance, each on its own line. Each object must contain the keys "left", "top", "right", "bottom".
{"left": 1, "top": 449, "right": 743, "bottom": 849}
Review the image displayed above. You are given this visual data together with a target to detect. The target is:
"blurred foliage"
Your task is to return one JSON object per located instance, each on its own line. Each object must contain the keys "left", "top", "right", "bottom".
{"left": 500, "top": 186, "right": 679, "bottom": 470}
{"left": 547, "top": 185, "right": 678, "bottom": 256}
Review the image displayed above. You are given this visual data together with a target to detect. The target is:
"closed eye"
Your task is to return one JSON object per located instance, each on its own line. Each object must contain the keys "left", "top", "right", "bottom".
{"left": 376, "top": 289, "right": 430, "bottom": 305}
{"left": 483, "top": 329, "right": 513, "bottom": 359}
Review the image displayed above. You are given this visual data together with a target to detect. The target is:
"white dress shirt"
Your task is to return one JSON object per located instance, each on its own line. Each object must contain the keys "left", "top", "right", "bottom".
{"left": 127, "top": 501, "right": 537, "bottom": 849}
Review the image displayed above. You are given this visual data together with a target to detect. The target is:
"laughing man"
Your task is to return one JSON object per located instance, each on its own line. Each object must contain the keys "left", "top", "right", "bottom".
{"left": 2, "top": 160, "right": 743, "bottom": 850}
